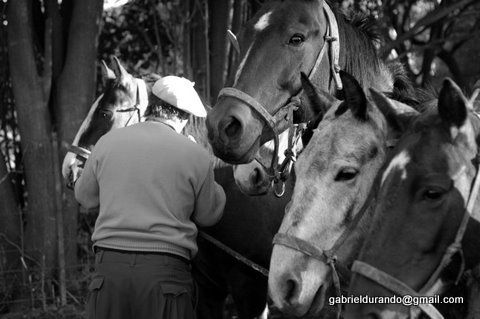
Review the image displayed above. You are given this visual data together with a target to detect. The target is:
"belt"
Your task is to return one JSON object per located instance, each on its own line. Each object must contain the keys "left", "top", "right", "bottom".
{"left": 94, "top": 246, "right": 190, "bottom": 264}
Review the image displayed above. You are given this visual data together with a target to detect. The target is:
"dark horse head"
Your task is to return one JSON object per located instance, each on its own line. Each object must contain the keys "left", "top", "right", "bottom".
{"left": 206, "top": 0, "right": 394, "bottom": 165}
{"left": 346, "top": 80, "right": 480, "bottom": 319}
{"left": 62, "top": 57, "right": 151, "bottom": 185}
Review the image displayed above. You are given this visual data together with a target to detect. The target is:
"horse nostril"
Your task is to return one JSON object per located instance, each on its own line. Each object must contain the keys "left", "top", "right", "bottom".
{"left": 223, "top": 116, "right": 242, "bottom": 139}
{"left": 285, "top": 279, "right": 297, "bottom": 304}
{"left": 251, "top": 167, "right": 263, "bottom": 185}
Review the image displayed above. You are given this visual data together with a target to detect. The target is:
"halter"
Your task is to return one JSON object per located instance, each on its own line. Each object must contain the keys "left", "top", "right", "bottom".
{"left": 272, "top": 137, "right": 398, "bottom": 318}
{"left": 351, "top": 130, "right": 480, "bottom": 319}
{"left": 218, "top": 2, "right": 342, "bottom": 197}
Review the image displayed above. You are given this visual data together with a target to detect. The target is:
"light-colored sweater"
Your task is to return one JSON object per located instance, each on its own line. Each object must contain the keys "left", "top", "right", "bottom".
{"left": 74, "top": 121, "right": 226, "bottom": 260}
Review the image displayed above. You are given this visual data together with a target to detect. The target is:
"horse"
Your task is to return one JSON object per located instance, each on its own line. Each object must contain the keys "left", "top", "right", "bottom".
{"left": 62, "top": 58, "right": 297, "bottom": 319}
{"left": 206, "top": 0, "right": 395, "bottom": 170}
{"left": 264, "top": 69, "right": 423, "bottom": 317}
{"left": 345, "top": 80, "right": 480, "bottom": 319}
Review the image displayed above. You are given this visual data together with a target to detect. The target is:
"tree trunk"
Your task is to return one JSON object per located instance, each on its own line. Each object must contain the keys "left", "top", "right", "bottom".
{"left": 55, "top": 0, "right": 103, "bottom": 275}
{"left": 0, "top": 154, "right": 22, "bottom": 308}
{"left": 208, "top": 0, "right": 231, "bottom": 101}
{"left": 190, "top": 0, "right": 210, "bottom": 101}
{"left": 226, "top": 0, "right": 244, "bottom": 83}
{"left": 8, "top": 0, "right": 57, "bottom": 274}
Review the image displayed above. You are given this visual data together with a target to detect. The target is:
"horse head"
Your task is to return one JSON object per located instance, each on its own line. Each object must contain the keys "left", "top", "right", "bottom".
{"left": 268, "top": 71, "right": 417, "bottom": 317}
{"left": 207, "top": 0, "right": 334, "bottom": 164}
{"left": 62, "top": 57, "right": 149, "bottom": 186}
{"left": 346, "top": 80, "right": 480, "bottom": 319}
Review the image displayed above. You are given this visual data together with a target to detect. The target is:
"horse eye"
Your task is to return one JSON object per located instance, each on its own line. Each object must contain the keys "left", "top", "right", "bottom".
{"left": 335, "top": 168, "right": 359, "bottom": 182}
{"left": 100, "top": 110, "right": 112, "bottom": 119}
{"left": 422, "top": 188, "right": 445, "bottom": 201}
{"left": 288, "top": 34, "right": 305, "bottom": 46}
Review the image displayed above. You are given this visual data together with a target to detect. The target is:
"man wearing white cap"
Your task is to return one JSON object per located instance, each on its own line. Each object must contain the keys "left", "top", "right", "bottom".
{"left": 75, "top": 76, "right": 225, "bottom": 319}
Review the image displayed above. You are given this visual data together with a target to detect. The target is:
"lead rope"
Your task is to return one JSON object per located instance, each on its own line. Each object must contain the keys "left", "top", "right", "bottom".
{"left": 198, "top": 232, "right": 269, "bottom": 277}
{"left": 272, "top": 98, "right": 302, "bottom": 197}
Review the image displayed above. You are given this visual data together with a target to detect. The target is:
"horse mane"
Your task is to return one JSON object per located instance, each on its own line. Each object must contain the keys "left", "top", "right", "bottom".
{"left": 382, "top": 61, "right": 438, "bottom": 113}
{"left": 327, "top": 1, "right": 382, "bottom": 85}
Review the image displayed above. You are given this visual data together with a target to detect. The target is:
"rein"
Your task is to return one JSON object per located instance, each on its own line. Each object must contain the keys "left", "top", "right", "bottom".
{"left": 218, "top": 2, "right": 342, "bottom": 197}
{"left": 115, "top": 80, "right": 144, "bottom": 126}
{"left": 351, "top": 132, "right": 480, "bottom": 319}
{"left": 272, "top": 138, "right": 397, "bottom": 319}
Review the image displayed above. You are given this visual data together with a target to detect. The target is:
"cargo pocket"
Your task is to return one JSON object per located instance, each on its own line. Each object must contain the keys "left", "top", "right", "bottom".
{"left": 87, "top": 276, "right": 104, "bottom": 319}
{"left": 161, "top": 284, "right": 196, "bottom": 319}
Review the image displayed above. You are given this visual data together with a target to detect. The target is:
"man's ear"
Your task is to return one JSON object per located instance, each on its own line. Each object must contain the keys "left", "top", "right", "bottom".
{"left": 369, "top": 88, "right": 419, "bottom": 134}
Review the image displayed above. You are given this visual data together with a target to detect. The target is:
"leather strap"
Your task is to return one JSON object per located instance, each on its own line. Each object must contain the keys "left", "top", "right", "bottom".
{"left": 323, "top": 3, "right": 342, "bottom": 90}
{"left": 68, "top": 145, "right": 91, "bottom": 162}
{"left": 352, "top": 261, "right": 444, "bottom": 319}
{"left": 218, "top": 87, "right": 278, "bottom": 132}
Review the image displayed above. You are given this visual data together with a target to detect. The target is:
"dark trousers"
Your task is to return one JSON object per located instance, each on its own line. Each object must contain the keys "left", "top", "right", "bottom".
{"left": 87, "top": 249, "right": 196, "bottom": 319}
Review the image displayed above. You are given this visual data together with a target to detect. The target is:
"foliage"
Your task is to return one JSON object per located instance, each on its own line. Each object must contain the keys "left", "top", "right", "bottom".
{"left": 99, "top": 0, "right": 190, "bottom": 76}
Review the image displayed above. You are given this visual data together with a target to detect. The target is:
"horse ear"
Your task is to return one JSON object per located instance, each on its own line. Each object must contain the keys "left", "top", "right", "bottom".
{"left": 101, "top": 60, "right": 116, "bottom": 81}
{"left": 340, "top": 71, "right": 368, "bottom": 121}
{"left": 369, "top": 88, "right": 419, "bottom": 133}
{"left": 438, "top": 78, "right": 468, "bottom": 132}
{"left": 227, "top": 29, "right": 240, "bottom": 54}
{"left": 300, "top": 72, "right": 335, "bottom": 119}
{"left": 111, "top": 56, "right": 130, "bottom": 79}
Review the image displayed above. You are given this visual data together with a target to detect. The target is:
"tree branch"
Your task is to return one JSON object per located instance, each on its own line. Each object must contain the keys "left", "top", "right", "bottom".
{"left": 381, "top": 0, "right": 477, "bottom": 58}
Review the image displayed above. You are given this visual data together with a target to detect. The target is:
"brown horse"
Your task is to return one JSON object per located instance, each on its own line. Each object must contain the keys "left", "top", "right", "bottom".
{"left": 267, "top": 70, "right": 422, "bottom": 317}
{"left": 206, "top": 0, "right": 394, "bottom": 166}
{"left": 62, "top": 58, "right": 300, "bottom": 319}
{"left": 346, "top": 80, "right": 480, "bottom": 319}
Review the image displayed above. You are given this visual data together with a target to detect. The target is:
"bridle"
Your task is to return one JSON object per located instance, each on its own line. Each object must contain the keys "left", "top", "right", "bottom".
{"left": 66, "top": 79, "right": 147, "bottom": 188}
{"left": 351, "top": 145, "right": 480, "bottom": 319}
{"left": 218, "top": 2, "right": 342, "bottom": 197}
{"left": 272, "top": 136, "right": 398, "bottom": 318}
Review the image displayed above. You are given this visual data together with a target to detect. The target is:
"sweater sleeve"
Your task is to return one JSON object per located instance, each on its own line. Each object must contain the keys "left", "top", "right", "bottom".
{"left": 74, "top": 152, "right": 100, "bottom": 209}
{"left": 193, "top": 161, "right": 226, "bottom": 227}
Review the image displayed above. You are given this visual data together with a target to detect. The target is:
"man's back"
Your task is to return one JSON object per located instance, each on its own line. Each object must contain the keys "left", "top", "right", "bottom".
{"left": 75, "top": 120, "right": 224, "bottom": 259}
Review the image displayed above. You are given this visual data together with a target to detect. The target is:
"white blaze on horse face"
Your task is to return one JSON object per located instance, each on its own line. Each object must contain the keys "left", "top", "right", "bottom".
{"left": 61, "top": 95, "right": 103, "bottom": 179}
{"left": 381, "top": 150, "right": 411, "bottom": 186}
{"left": 254, "top": 11, "right": 272, "bottom": 31}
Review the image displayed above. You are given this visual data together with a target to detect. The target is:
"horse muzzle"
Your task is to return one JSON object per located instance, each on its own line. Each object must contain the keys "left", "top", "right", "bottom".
{"left": 207, "top": 97, "right": 266, "bottom": 164}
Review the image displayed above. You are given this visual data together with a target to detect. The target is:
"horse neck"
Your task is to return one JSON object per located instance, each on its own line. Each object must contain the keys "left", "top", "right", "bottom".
{"left": 183, "top": 116, "right": 228, "bottom": 169}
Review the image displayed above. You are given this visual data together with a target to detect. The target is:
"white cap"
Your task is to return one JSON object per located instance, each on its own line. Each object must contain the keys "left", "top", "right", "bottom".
{"left": 152, "top": 76, "right": 207, "bottom": 118}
